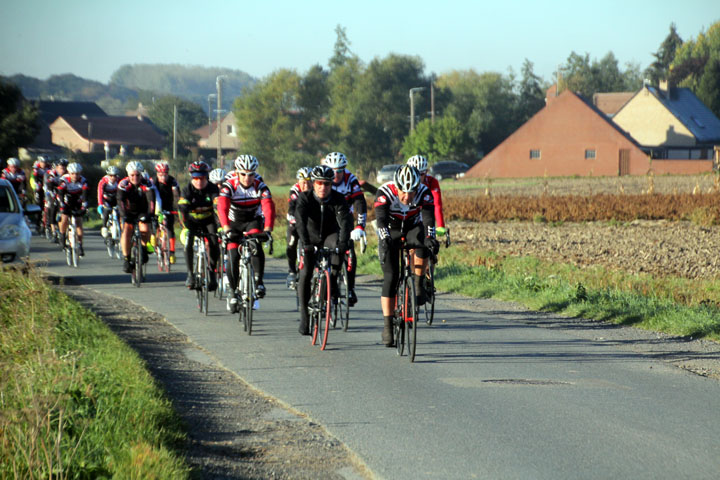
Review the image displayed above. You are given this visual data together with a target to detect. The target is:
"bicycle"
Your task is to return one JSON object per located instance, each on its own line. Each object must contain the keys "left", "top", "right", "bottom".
{"left": 155, "top": 210, "right": 176, "bottom": 272}
{"left": 105, "top": 206, "right": 122, "bottom": 260}
{"left": 394, "top": 236, "right": 419, "bottom": 362}
{"left": 307, "top": 247, "right": 337, "bottom": 350}
{"left": 130, "top": 222, "right": 146, "bottom": 287}
{"left": 233, "top": 232, "right": 271, "bottom": 335}
{"left": 191, "top": 231, "right": 215, "bottom": 316}
{"left": 333, "top": 235, "right": 367, "bottom": 331}
{"left": 424, "top": 228, "right": 450, "bottom": 326}
{"left": 64, "top": 213, "right": 81, "bottom": 268}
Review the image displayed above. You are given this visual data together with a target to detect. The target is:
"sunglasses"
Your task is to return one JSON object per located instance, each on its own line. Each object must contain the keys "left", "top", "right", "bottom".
{"left": 238, "top": 172, "right": 255, "bottom": 177}
{"left": 315, "top": 181, "right": 331, "bottom": 187}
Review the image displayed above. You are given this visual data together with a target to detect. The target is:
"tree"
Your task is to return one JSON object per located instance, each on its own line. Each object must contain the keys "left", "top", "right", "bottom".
{"left": 329, "top": 25, "right": 353, "bottom": 71}
{"left": 147, "top": 95, "right": 206, "bottom": 150}
{"left": 401, "top": 116, "right": 465, "bottom": 161}
{"left": 0, "top": 79, "right": 40, "bottom": 159}
{"left": 646, "top": 23, "right": 683, "bottom": 84}
{"left": 297, "top": 65, "right": 330, "bottom": 156}
{"left": 233, "top": 69, "right": 303, "bottom": 177}
{"left": 516, "top": 59, "right": 545, "bottom": 124}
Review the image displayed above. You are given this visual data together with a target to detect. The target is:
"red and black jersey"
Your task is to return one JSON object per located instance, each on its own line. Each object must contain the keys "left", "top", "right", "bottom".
{"left": 57, "top": 174, "right": 88, "bottom": 208}
{"left": 1, "top": 167, "right": 26, "bottom": 195}
{"left": 97, "top": 175, "right": 119, "bottom": 206}
{"left": 331, "top": 169, "right": 367, "bottom": 227}
{"left": 217, "top": 172, "right": 275, "bottom": 230}
{"left": 44, "top": 169, "right": 63, "bottom": 196}
{"left": 421, "top": 174, "right": 445, "bottom": 229}
{"left": 287, "top": 183, "right": 303, "bottom": 225}
{"left": 117, "top": 176, "right": 153, "bottom": 218}
{"left": 374, "top": 181, "right": 435, "bottom": 236}
{"left": 31, "top": 163, "right": 47, "bottom": 192}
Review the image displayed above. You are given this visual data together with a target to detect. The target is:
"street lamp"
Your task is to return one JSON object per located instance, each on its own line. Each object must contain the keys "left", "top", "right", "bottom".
{"left": 216, "top": 75, "right": 228, "bottom": 168}
{"left": 409, "top": 87, "right": 426, "bottom": 133}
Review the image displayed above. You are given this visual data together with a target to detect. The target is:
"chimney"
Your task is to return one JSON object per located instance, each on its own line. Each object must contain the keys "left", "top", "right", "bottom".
{"left": 545, "top": 84, "right": 559, "bottom": 106}
{"left": 659, "top": 79, "right": 670, "bottom": 98}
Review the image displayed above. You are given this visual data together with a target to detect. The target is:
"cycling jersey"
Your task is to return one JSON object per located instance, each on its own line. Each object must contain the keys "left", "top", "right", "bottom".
{"left": 331, "top": 169, "right": 367, "bottom": 227}
{"left": 117, "top": 176, "right": 153, "bottom": 222}
{"left": 155, "top": 175, "right": 179, "bottom": 212}
{"left": 422, "top": 174, "right": 445, "bottom": 229}
{"left": 31, "top": 163, "right": 47, "bottom": 193}
{"left": 97, "top": 175, "right": 119, "bottom": 207}
{"left": 287, "top": 183, "right": 303, "bottom": 225}
{"left": 178, "top": 182, "right": 219, "bottom": 224}
{"left": 1, "top": 167, "right": 26, "bottom": 196}
{"left": 374, "top": 182, "right": 435, "bottom": 234}
{"left": 295, "top": 190, "right": 352, "bottom": 248}
{"left": 216, "top": 172, "right": 275, "bottom": 230}
{"left": 57, "top": 174, "right": 88, "bottom": 214}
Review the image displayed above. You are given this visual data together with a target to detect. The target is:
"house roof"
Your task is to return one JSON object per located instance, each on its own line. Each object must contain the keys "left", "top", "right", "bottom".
{"left": 36, "top": 100, "right": 107, "bottom": 125}
{"left": 645, "top": 87, "right": 720, "bottom": 143}
{"left": 592, "top": 92, "right": 634, "bottom": 116}
{"left": 56, "top": 116, "right": 165, "bottom": 147}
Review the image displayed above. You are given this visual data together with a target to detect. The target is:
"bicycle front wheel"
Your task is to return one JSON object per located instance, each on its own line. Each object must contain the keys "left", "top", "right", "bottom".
{"left": 404, "top": 276, "right": 419, "bottom": 362}
{"left": 132, "top": 236, "right": 142, "bottom": 287}
{"left": 320, "top": 269, "right": 331, "bottom": 350}
{"left": 424, "top": 262, "right": 436, "bottom": 326}
{"left": 336, "top": 264, "right": 350, "bottom": 331}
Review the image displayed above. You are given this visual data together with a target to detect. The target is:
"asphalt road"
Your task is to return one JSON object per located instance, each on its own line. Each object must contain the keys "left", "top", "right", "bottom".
{"left": 34, "top": 231, "right": 720, "bottom": 480}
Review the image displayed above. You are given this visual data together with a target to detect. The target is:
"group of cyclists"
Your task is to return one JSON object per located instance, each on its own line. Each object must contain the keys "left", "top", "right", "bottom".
{"left": 3, "top": 150, "right": 448, "bottom": 348}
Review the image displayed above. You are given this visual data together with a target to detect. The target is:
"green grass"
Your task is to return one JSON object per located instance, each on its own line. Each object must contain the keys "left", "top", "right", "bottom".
{"left": 0, "top": 267, "right": 191, "bottom": 479}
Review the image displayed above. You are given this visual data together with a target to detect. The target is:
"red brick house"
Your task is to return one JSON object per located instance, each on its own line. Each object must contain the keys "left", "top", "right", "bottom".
{"left": 467, "top": 86, "right": 650, "bottom": 178}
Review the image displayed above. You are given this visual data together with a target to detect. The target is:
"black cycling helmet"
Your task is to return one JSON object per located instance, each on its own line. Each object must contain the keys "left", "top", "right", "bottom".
{"left": 188, "top": 160, "right": 210, "bottom": 177}
{"left": 311, "top": 165, "right": 334, "bottom": 182}
{"left": 57, "top": 158, "right": 69, "bottom": 167}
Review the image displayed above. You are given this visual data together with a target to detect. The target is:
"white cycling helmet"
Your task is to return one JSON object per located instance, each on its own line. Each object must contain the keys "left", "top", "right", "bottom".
{"left": 126, "top": 161, "right": 144, "bottom": 174}
{"left": 234, "top": 154, "right": 259, "bottom": 172}
{"left": 7, "top": 157, "right": 20, "bottom": 167}
{"left": 296, "top": 167, "right": 312, "bottom": 180}
{"left": 209, "top": 168, "right": 227, "bottom": 184}
{"left": 322, "top": 152, "right": 347, "bottom": 169}
{"left": 393, "top": 165, "right": 421, "bottom": 193}
{"left": 67, "top": 162, "right": 82, "bottom": 174}
{"left": 407, "top": 155, "right": 428, "bottom": 173}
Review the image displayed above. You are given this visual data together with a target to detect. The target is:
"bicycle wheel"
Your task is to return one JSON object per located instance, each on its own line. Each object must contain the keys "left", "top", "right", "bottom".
{"left": 132, "top": 235, "right": 142, "bottom": 287}
{"left": 216, "top": 248, "right": 226, "bottom": 299}
{"left": 404, "top": 276, "right": 418, "bottom": 362}
{"left": 245, "top": 270, "right": 254, "bottom": 335}
{"left": 71, "top": 233, "right": 79, "bottom": 268}
{"left": 335, "top": 264, "right": 350, "bottom": 331}
{"left": 310, "top": 273, "right": 320, "bottom": 345}
{"left": 424, "top": 261, "right": 436, "bottom": 326}
{"left": 196, "top": 249, "right": 205, "bottom": 312}
{"left": 202, "top": 253, "right": 210, "bottom": 316}
{"left": 320, "top": 269, "right": 331, "bottom": 350}
{"left": 156, "top": 230, "right": 165, "bottom": 272}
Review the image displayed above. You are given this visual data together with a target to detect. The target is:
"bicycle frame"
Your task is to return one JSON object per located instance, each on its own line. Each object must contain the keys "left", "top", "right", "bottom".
{"left": 308, "top": 247, "right": 335, "bottom": 350}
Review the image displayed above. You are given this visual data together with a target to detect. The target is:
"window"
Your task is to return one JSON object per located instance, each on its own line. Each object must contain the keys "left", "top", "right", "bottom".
{"left": 584, "top": 149, "right": 596, "bottom": 160}
{"left": 529, "top": 149, "right": 541, "bottom": 159}
{"left": 226, "top": 125, "right": 233, "bottom": 135}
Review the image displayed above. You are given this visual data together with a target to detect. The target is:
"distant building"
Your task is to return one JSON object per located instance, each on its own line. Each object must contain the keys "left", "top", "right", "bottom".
{"left": 50, "top": 115, "right": 165, "bottom": 154}
{"left": 466, "top": 84, "right": 717, "bottom": 179}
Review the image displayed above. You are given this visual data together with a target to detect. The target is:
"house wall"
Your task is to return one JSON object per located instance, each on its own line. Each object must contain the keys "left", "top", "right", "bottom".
{"left": 205, "top": 113, "right": 241, "bottom": 150}
{"left": 613, "top": 88, "right": 696, "bottom": 147}
{"left": 648, "top": 159, "right": 713, "bottom": 174}
{"left": 50, "top": 118, "right": 92, "bottom": 153}
{"left": 467, "top": 91, "right": 650, "bottom": 178}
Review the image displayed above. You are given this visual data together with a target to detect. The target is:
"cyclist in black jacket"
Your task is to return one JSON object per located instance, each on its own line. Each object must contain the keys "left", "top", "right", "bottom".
{"left": 294, "top": 165, "right": 353, "bottom": 336}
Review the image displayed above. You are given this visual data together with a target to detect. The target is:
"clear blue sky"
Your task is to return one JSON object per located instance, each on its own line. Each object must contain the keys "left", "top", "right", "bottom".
{"left": 1, "top": 0, "right": 718, "bottom": 85}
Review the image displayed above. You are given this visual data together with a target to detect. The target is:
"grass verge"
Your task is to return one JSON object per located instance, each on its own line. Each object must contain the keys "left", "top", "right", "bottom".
{"left": 0, "top": 266, "right": 191, "bottom": 479}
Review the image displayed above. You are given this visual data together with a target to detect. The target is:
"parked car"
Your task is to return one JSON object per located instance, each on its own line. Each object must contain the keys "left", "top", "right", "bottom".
{"left": 428, "top": 161, "right": 470, "bottom": 181}
{"left": 376, "top": 164, "right": 401, "bottom": 184}
{"left": 0, "top": 179, "right": 34, "bottom": 263}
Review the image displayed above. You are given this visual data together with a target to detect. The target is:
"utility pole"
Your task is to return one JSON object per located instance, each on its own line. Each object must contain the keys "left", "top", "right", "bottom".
{"left": 409, "top": 87, "right": 426, "bottom": 133}
{"left": 207, "top": 94, "right": 216, "bottom": 130}
{"left": 430, "top": 82, "right": 435, "bottom": 124}
{"left": 216, "top": 75, "right": 228, "bottom": 168}
{"left": 173, "top": 104, "right": 177, "bottom": 161}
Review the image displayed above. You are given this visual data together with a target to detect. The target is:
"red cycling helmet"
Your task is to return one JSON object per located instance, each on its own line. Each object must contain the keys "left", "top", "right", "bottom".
{"left": 155, "top": 161, "right": 169, "bottom": 174}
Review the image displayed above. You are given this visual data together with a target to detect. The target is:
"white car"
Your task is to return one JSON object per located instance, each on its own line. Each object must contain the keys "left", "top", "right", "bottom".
{"left": 0, "top": 178, "right": 34, "bottom": 263}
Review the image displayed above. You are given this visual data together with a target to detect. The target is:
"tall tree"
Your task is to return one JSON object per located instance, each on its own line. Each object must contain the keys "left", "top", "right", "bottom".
{"left": 401, "top": 116, "right": 465, "bottom": 162}
{"left": 516, "top": 59, "right": 545, "bottom": 123}
{"left": 329, "top": 25, "right": 353, "bottom": 71}
{"left": 297, "top": 64, "right": 330, "bottom": 156}
{"left": 0, "top": 79, "right": 40, "bottom": 159}
{"left": 646, "top": 23, "right": 683, "bottom": 84}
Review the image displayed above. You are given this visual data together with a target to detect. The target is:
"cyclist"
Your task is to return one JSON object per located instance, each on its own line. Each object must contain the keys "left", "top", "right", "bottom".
{"left": 286, "top": 166, "right": 312, "bottom": 289}
{"left": 97, "top": 166, "right": 120, "bottom": 239}
{"left": 217, "top": 155, "right": 275, "bottom": 312}
{"left": 374, "top": 164, "right": 437, "bottom": 347}
{"left": 179, "top": 160, "right": 220, "bottom": 291}
{"left": 322, "top": 152, "right": 367, "bottom": 306}
{"left": 44, "top": 158, "right": 68, "bottom": 242}
{"left": 407, "top": 155, "right": 447, "bottom": 239}
{"left": 118, "top": 161, "right": 154, "bottom": 273}
{"left": 30, "top": 156, "right": 48, "bottom": 209}
{"left": 1, "top": 158, "right": 27, "bottom": 204}
{"left": 209, "top": 167, "right": 227, "bottom": 186}
{"left": 57, "top": 162, "right": 89, "bottom": 256}
{"left": 154, "top": 161, "right": 181, "bottom": 264}
{"left": 294, "top": 165, "right": 352, "bottom": 335}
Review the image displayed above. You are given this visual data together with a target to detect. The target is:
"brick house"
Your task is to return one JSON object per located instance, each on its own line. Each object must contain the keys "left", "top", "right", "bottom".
{"left": 466, "top": 86, "right": 650, "bottom": 178}
{"left": 49, "top": 115, "right": 165, "bottom": 154}
{"left": 612, "top": 80, "right": 720, "bottom": 170}
{"left": 467, "top": 85, "right": 717, "bottom": 179}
